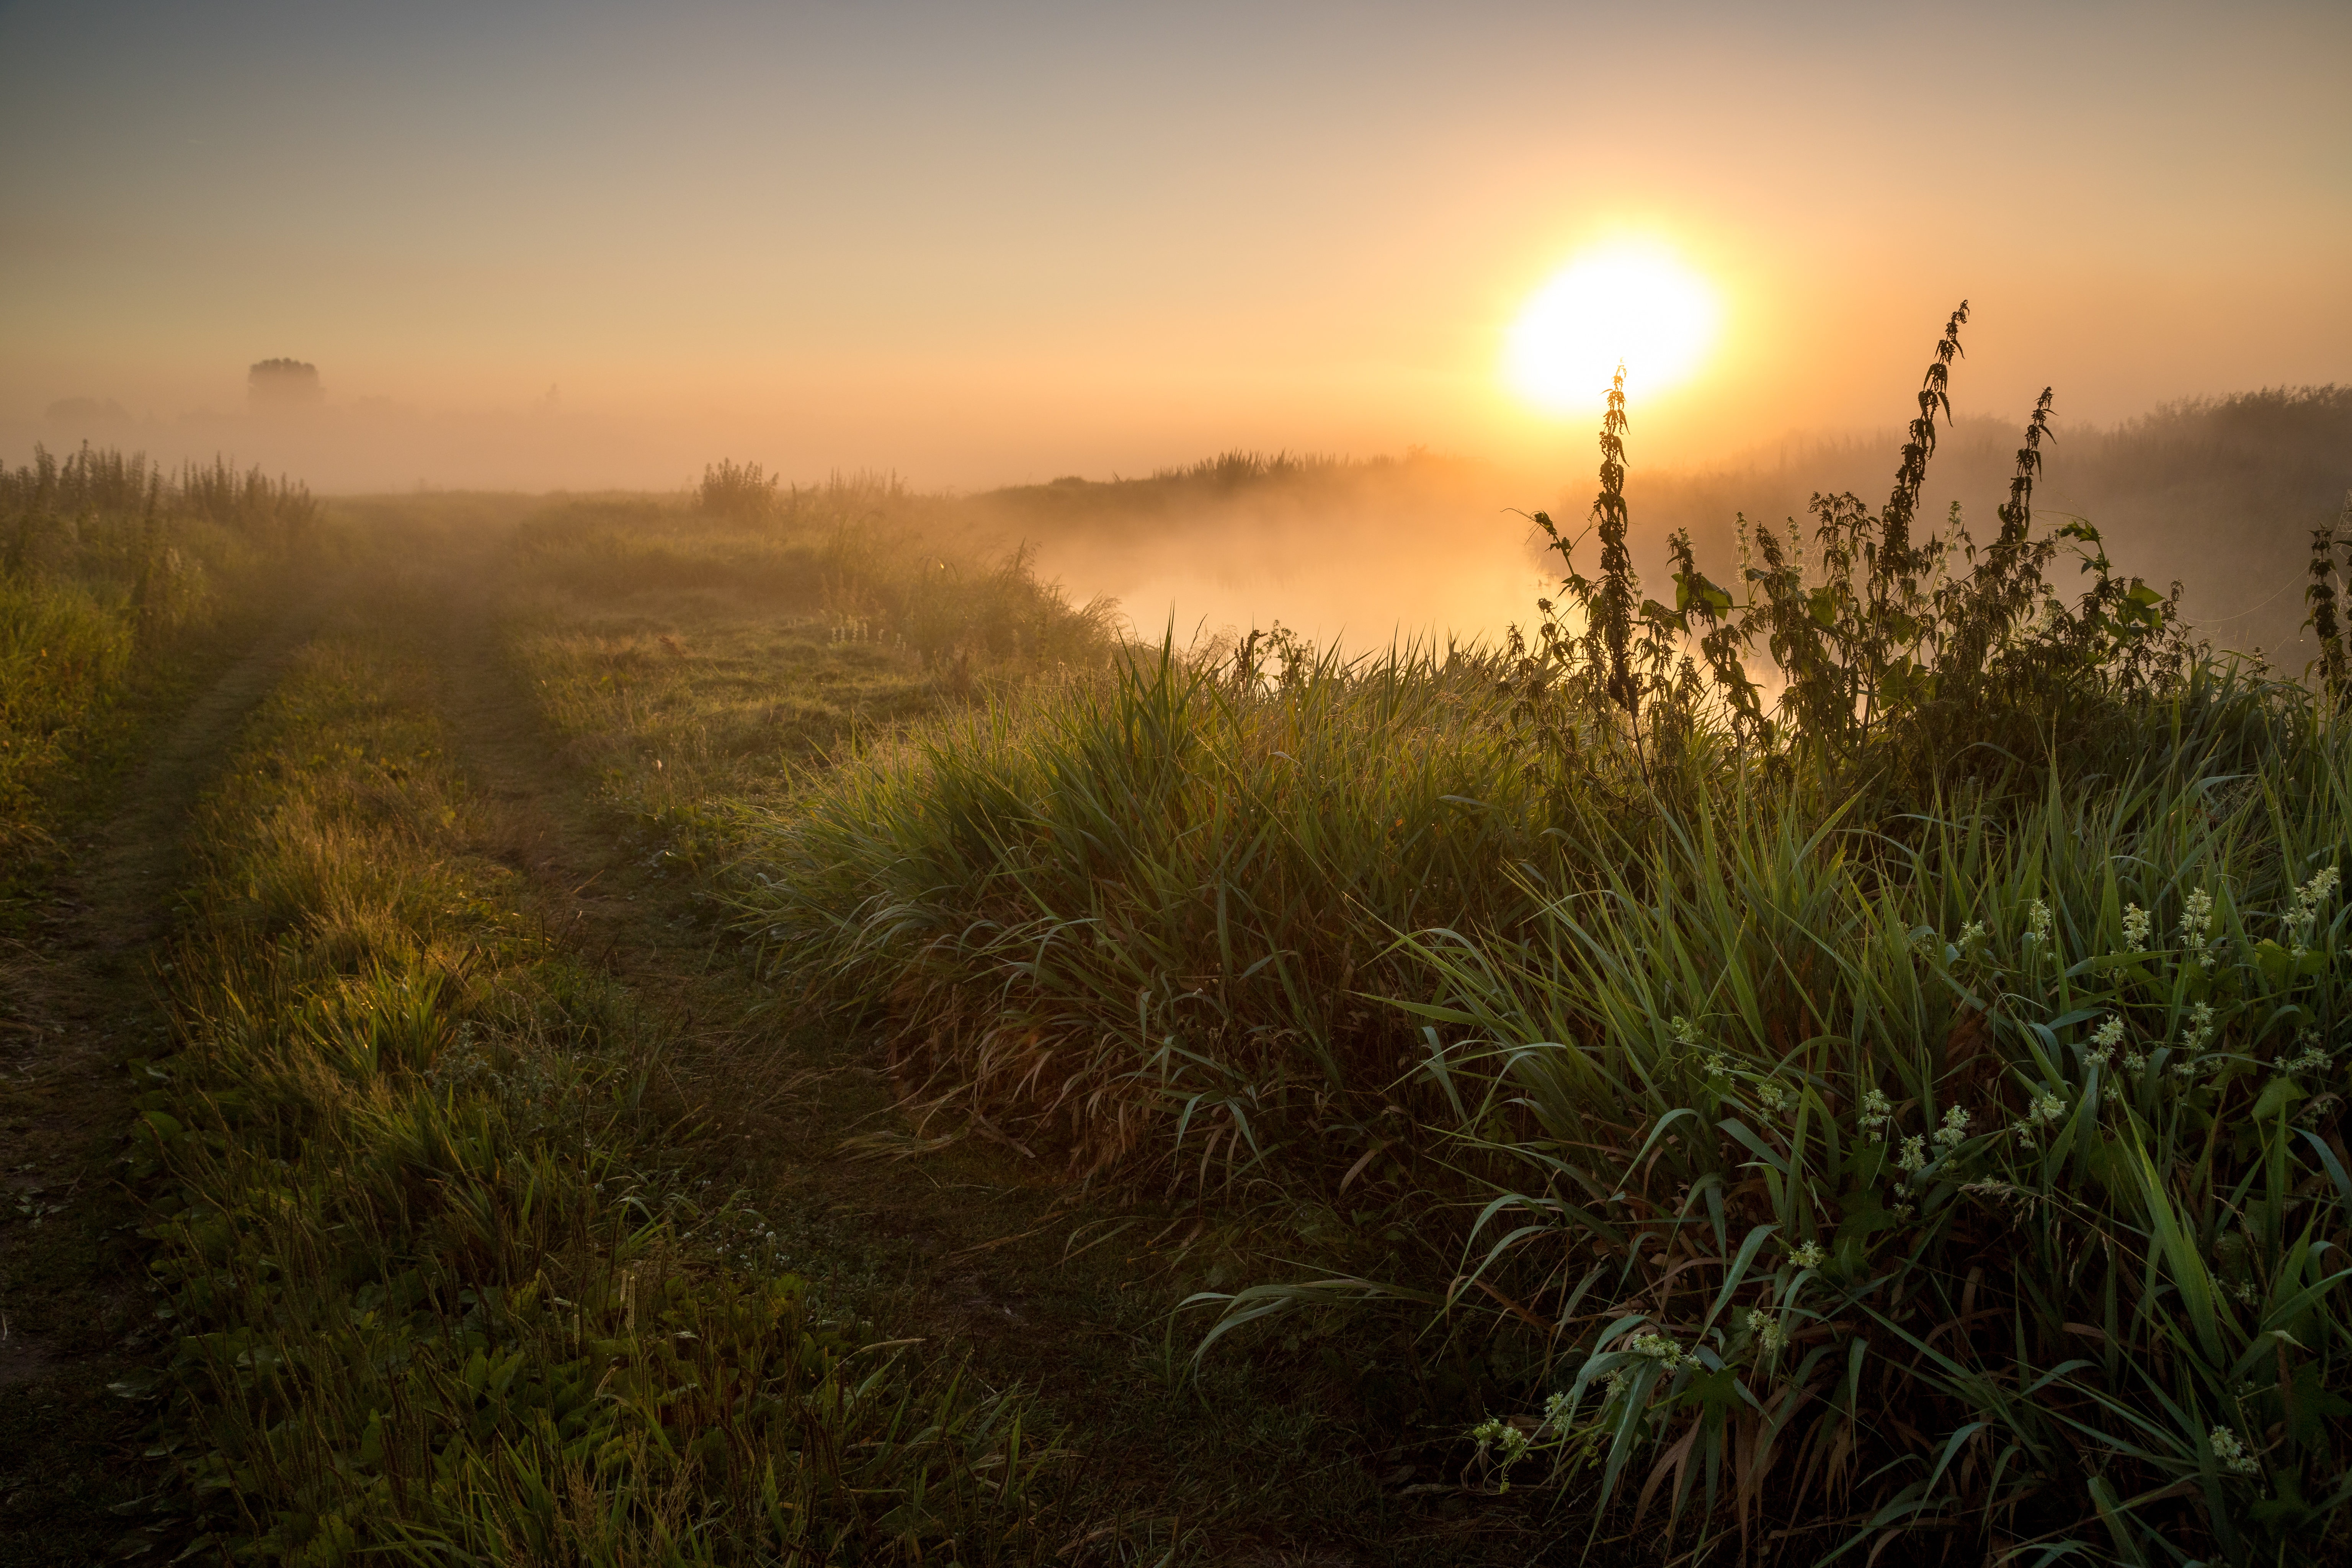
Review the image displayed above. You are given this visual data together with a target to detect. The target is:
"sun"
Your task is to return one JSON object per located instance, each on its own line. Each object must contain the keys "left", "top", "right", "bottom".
{"left": 1504, "top": 242, "right": 1720, "bottom": 413}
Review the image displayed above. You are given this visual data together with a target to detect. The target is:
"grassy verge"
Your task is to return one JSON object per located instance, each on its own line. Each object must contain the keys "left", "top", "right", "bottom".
{"left": 706, "top": 331, "right": 2352, "bottom": 1562}
{"left": 1, "top": 445, "right": 314, "bottom": 899}
{"left": 487, "top": 495, "right": 1585, "bottom": 1561}
{"left": 498, "top": 484, "right": 1118, "bottom": 862}
{"left": 136, "top": 596, "right": 1050, "bottom": 1564}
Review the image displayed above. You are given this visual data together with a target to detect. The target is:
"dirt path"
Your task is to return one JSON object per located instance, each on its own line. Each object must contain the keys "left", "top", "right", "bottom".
{"left": 420, "top": 545, "right": 1085, "bottom": 1350}
{"left": 387, "top": 539, "right": 1519, "bottom": 1563}
{"left": 0, "top": 593, "right": 327, "bottom": 1564}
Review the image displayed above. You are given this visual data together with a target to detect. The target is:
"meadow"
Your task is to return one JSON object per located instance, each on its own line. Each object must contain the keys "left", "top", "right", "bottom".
{"left": 7, "top": 316, "right": 2352, "bottom": 1565}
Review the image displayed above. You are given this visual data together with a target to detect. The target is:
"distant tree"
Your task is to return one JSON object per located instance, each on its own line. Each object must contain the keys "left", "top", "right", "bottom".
{"left": 248, "top": 358, "right": 322, "bottom": 412}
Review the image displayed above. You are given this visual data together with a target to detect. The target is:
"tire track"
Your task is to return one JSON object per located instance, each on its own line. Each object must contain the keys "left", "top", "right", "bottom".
{"left": 0, "top": 587, "right": 329, "bottom": 1563}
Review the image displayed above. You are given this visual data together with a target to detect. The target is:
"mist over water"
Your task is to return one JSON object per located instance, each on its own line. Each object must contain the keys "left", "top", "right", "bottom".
{"left": 960, "top": 389, "right": 2352, "bottom": 664}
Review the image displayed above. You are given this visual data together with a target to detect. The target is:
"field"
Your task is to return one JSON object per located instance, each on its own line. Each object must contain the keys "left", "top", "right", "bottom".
{"left": 8, "top": 346, "right": 2352, "bottom": 1565}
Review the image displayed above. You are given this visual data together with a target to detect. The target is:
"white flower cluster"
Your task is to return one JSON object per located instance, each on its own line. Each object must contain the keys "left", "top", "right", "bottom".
{"left": 1626, "top": 1331, "right": 1693, "bottom": 1371}
{"left": 1789, "top": 1240, "right": 1825, "bottom": 1270}
{"left": 1858, "top": 1086, "right": 1893, "bottom": 1142}
{"left": 2024, "top": 899, "right": 2055, "bottom": 949}
{"left": 1754, "top": 1078, "right": 1791, "bottom": 1114}
{"left": 1954, "top": 920, "right": 1988, "bottom": 960}
{"left": 2286, "top": 1027, "right": 2333, "bottom": 1076}
{"left": 2088, "top": 1014, "right": 2126, "bottom": 1067}
{"left": 1897, "top": 1134, "right": 1927, "bottom": 1174}
{"left": 2013, "top": 1092, "right": 2069, "bottom": 1146}
{"left": 2180, "top": 886, "right": 2223, "bottom": 970}
{"left": 2121, "top": 902, "right": 2152, "bottom": 951}
{"left": 2287, "top": 866, "right": 2340, "bottom": 960}
{"left": 2175, "top": 1003, "right": 2218, "bottom": 1080}
{"left": 1671, "top": 1014, "right": 1702, "bottom": 1049}
{"left": 1470, "top": 1415, "right": 1531, "bottom": 1466}
{"left": 1933, "top": 1104, "right": 1972, "bottom": 1149}
{"left": 2208, "top": 1424, "right": 2262, "bottom": 1476}
{"left": 1745, "top": 1308, "right": 1786, "bottom": 1354}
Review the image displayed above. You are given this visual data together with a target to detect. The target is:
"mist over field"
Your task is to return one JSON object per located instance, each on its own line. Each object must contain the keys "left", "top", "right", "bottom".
{"left": 24, "top": 380, "right": 2350, "bottom": 666}
{"left": 962, "top": 390, "right": 2352, "bottom": 661}
{"left": 11, "top": 2, "right": 2352, "bottom": 1563}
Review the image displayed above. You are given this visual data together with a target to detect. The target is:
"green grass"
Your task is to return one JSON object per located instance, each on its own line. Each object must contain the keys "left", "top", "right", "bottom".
{"left": 704, "top": 324, "right": 2352, "bottom": 1563}
{"left": 136, "top": 594, "right": 1051, "bottom": 1564}
{"left": 0, "top": 444, "right": 309, "bottom": 864}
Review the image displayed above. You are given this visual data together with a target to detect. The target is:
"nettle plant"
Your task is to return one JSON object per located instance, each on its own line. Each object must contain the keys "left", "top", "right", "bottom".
{"left": 1508, "top": 304, "right": 2193, "bottom": 792}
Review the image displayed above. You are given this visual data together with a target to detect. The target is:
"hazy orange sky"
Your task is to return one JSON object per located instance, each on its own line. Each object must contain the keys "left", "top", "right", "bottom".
{"left": 3, "top": 0, "right": 2347, "bottom": 490}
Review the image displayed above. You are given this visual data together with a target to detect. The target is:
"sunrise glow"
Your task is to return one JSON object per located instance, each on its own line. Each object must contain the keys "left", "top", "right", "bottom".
{"left": 1504, "top": 243, "right": 1721, "bottom": 414}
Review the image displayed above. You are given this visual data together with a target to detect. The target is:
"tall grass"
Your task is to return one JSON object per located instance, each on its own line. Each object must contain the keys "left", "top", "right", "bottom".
{"left": 730, "top": 310, "right": 2352, "bottom": 1561}
{"left": 1380, "top": 681, "right": 2350, "bottom": 1562}
{"left": 140, "top": 604, "right": 1049, "bottom": 1563}
{"left": 0, "top": 443, "right": 314, "bottom": 853}
{"left": 732, "top": 638, "right": 1549, "bottom": 1181}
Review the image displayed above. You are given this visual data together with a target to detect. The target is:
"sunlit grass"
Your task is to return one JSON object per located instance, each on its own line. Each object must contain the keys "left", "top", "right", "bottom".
{"left": 137, "top": 595, "right": 1051, "bottom": 1563}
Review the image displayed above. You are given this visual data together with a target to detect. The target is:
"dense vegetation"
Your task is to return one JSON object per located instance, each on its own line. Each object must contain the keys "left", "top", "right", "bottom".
{"left": 0, "top": 443, "right": 314, "bottom": 861}
{"left": 728, "top": 312, "right": 2352, "bottom": 1563}
{"left": 11, "top": 320, "right": 2350, "bottom": 1564}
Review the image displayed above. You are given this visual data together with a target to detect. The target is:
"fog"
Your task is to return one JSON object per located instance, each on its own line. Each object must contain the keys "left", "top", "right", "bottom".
{"left": 953, "top": 390, "right": 2352, "bottom": 663}
{"left": 18, "top": 377, "right": 2347, "bottom": 665}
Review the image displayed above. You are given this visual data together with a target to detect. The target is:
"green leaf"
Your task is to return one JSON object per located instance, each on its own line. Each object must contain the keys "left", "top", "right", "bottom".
{"left": 2250, "top": 1076, "right": 2308, "bottom": 1122}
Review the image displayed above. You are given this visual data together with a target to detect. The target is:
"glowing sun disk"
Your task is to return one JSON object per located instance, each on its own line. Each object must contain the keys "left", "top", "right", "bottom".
{"left": 1505, "top": 244, "right": 1720, "bottom": 412}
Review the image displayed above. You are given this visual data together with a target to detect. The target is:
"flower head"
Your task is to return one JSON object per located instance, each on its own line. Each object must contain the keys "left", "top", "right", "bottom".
{"left": 2024, "top": 899, "right": 2055, "bottom": 949}
{"left": 1745, "top": 1308, "right": 1787, "bottom": 1354}
{"left": 1471, "top": 1415, "right": 1531, "bottom": 1467}
{"left": 2208, "top": 1424, "right": 2262, "bottom": 1476}
{"left": 2181, "top": 887, "right": 2214, "bottom": 939}
{"left": 2287, "top": 1027, "right": 2332, "bottom": 1076}
{"left": 1790, "top": 1240, "right": 1826, "bottom": 1270}
{"left": 2288, "top": 866, "right": 2340, "bottom": 959}
{"left": 1858, "top": 1086, "right": 1893, "bottom": 1141}
{"left": 1934, "top": 1104, "right": 1972, "bottom": 1148}
{"left": 2121, "top": 903, "right": 2151, "bottom": 951}
{"left": 1896, "top": 1134, "right": 1927, "bottom": 1174}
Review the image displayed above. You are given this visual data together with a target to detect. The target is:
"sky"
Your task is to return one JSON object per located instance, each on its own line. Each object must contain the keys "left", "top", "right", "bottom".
{"left": 2, "top": 0, "right": 2347, "bottom": 490}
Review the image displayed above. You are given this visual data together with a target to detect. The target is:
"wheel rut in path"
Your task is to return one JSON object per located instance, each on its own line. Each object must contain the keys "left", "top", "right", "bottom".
{"left": 0, "top": 595, "right": 327, "bottom": 1564}
{"left": 421, "top": 556, "right": 1083, "bottom": 1366}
